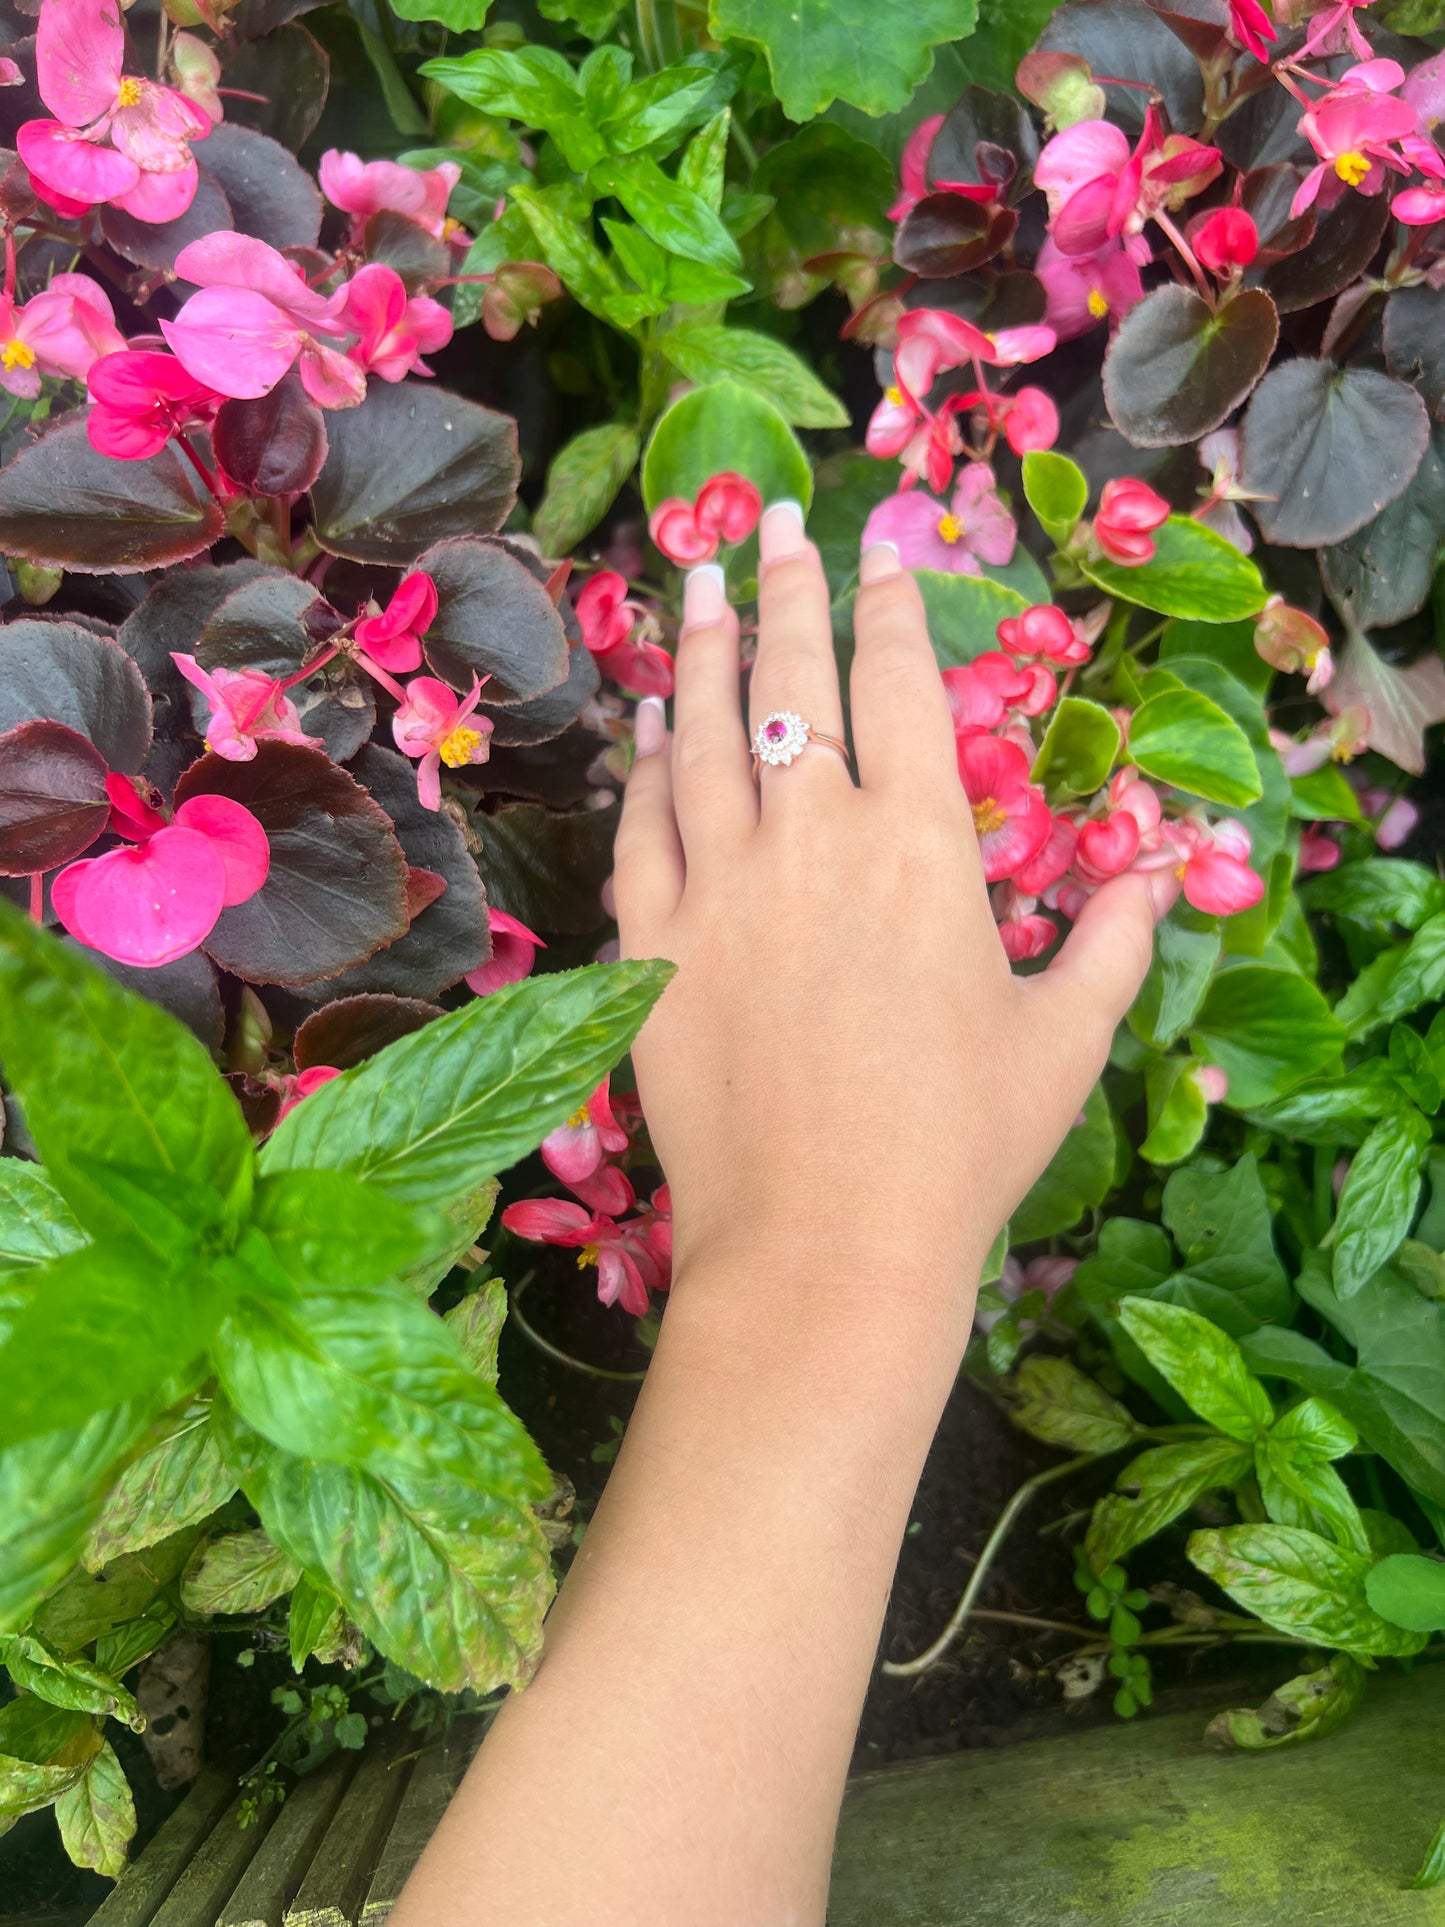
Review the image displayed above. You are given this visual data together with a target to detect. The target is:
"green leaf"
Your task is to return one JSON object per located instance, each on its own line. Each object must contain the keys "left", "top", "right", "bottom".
{"left": 1289, "top": 762, "right": 1364, "bottom": 824}
{"left": 1309, "top": 860, "right": 1445, "bottom": 931}
{"left": 677, "top": 108, "right": 730, "bottom": 211}
{"left": 288, "top": 1574, "right": 345, "bottom": 1672}
{"left": 1086, "top": 1436, "right": 1254, "bottom": 1572}
{"left": 1011, "top": 1080, "right": 1116, "bottom": 1243}
{"left": 354, "top": 20, "right": 429, "bottom": 133}
{"left": 262, "top": 962, "right": 670, "bottom": 1216}
{"left": 1022, "top": 449, "right": 1088, "bottom": 546}
{"left": 1102, "top": 285, "right": 1278, "bottom": 448}
{"left": 1411, "top": 1816, "right": 1445, "bottom": 1892}
{"left": 1117, "top": 1297, "right": 1274, "bottom": 1439}
{"left": 0, "top": 1240, "right": 221, "bottom": 1451}
{"left": 508, "top": 183, "right": 623, "bottom": 323}
{"left": 54, "top": 1740, "right": 135, "bottom": 1880}
{"left": 1389, "top": 1024, "right": 1441, "bottom": 1115}
{"left": 1003, "top": 1356, "right": 1141, "bottom": 1457}
{"left": 1365, "top": 1552, "right": 1445, "bottom": 1631}
{"left": 532, "top": 421, "right": 641, "bottom": 558}
{"left": 642, "top": 380, "right": 811, "bottom": 516}
{"left": 744, "top": 124, "right": 891, "bottom": 310}
{"left": 1158, "top": 618, "right": 1272, "bottom": 700}
{"left": 1272, "top": 1397, "right": 1358, "bottom": 1461}
{"left": 1334, "top": 1106, "right": 1433, "bottom": 1298}
{"left": 0, "top": 901, "right": 252, "bottom": 1251}
{"left": 708, "top": 0, "right": 977, "bottom": 119}
{"left": 1159, "top": 1154, "right": 1292, "bottom": 1324}
{"left": 251, "top": 1171, "right": 440, "bottom": 1290}
{"left": 445, "top": 1279, "right": 508, "bottom": 1387}
{"left": 31, "top": 1528, "right": 198, "bottom": 1653}
{"left": 1334, "top": 943, "right": 1410, "bottom": 1040}
{"left": 0, "top": 1162, "right": 86, "bottom": 1276}
{"left": 1127, "top": 687, "right": 1261, "bottom": 807}
{"left": 93, "top": 1602, "right": 177, "bottom": 1679}
{"left": 1189, "top": 963, "right": 1343, "bottom": 1108}
{"left": 231, "top": 1417, "right": 553, "bottom": 1696}
{"left": 1080, "top": 516, "right": 1267, "bottom": 623}
{"left": 85, "top": 1402, "right": 235, "bottom": 1571}
{"left": 1255, "top": 1437, "right": 1369, "bottom": 1554}
{"left": 419, "top": 47, "right": 580, "bottom": 129}
{"left": 181, "top": 1529, "right": 300, "bottom": 1616}
{"left": 0, "top": 1702, "right": 98, "bottom": 1824}
{"left": 1140, "top": 1057, "right": 1207, "bottom": 1166}
{"left": 589, "top": 155, "right": 741, "bottom": 269}
{"left": 1188, "top": 1522, "right": 1427, "bottom": 1657}
{"left": 659, "top": 323, "right": 847, "bottom": 429}
{"left": 0, "top": 1634, "right": 140, "bottom": 1728}
{"left": 1129, "top": 921, "right": 1221, "bottom": 1051}
{"left": 1031, "top": 697, "right": 1121, "bottom": 798}
{"left": 1368, "top": 914, "right": 1445, "bottom": 1030}
{"left": 604, "top": 65, "right": 736, "bottom": 158}
{"left": 0, "top": 1407, "right": 151, "bottom": 1634}
{"left": 913, "top": 572, "right": 1028, "bottom": 669}
{"left": 1205, "top": 1653, "right": 1365, "bottom": 1751}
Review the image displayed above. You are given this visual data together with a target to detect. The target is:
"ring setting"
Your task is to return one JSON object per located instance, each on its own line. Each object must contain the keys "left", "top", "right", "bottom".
{"left": 750, "top": 710, "right": 851, "bottom": 776}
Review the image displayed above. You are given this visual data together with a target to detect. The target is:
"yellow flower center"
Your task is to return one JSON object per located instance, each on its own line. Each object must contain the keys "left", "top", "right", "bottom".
{"left": 116, "top": 76, "right": 143, "bottom": 108}
{"left": 577, "top": 1244, "right": 601, "bottom": 1269}
{"left": 937, "top": 512, "right": 965, "bottom": 544}
{"left": 972, "top": 796, "right": 1007, "bottom": 836}
{"left": 442, "top": 216, "right": 462, "bottom": 239}
{"left": 1335, "top": 149, "right": 1371, "bottom": 186}
{"left": 0, "top": 339, "right": 33, "bottom": 371}
{"left": 438, "top": 723, "right": 484, "bottom": 768}
{"left": 1330, "top": 742, "right": 1355, "bottom": 765}
{"left": 566, "top": 1103, "right": 591, "bottom": 1129}
{"left": 1087, "top": 287, "right": 1110, "bottom": 320}
{"left": 886, "top": 384, "right": 905, "bottom": 405}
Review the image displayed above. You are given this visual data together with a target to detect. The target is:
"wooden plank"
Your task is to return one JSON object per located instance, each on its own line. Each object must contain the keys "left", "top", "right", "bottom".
{"left": 86, "top": 1768, "right": 235, "bottom": 1927}
{"left": 359, "top": 1724, "right": 480, "bottom": 1927}
{"left": 283, "top": 1737, "right": 411, "bottom": 1927}
{"left": 829, "top": 1665, "right": 1445, "bottom": 1926}
{"left": 144, "top": 1788, "right": 277, "bottom": 1927}
{"left": 218, "top": 1755, "right": 358, "bottom": 1927}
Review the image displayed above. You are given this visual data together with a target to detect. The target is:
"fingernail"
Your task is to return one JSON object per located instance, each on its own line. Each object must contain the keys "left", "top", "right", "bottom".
{"left": 759, "top": 499, "right": 807, "bottom": 563}
{"left": 683, "top": 562, "right": 727, "bottom": 627}
{"left": 859, "top": 540, "right": 901, "bottom": 585}
{"left": 1146, "top": 868, "right": 1182, "bottom": 919}
{"left": 634, "top": 695, "right": 667, "bottom": 757}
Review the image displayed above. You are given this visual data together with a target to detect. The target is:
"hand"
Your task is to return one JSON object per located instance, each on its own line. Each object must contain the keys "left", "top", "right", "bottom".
{"left": 615, "top": 503, "right": 1176, "bottom": 1296}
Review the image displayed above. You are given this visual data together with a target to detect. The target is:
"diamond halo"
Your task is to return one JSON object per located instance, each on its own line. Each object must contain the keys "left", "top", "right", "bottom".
{"left": 752, "top": 709, "right": 810, "bottom": 767}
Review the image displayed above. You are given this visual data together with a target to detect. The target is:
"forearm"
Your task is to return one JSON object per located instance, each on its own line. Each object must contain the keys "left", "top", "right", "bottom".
{"left": 393, "top": 1244, "right": 978, "bottom": 1927}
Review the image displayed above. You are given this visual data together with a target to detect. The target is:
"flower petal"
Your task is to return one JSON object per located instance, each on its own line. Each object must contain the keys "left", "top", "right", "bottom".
{"left": 171, "top": 793, "right": 270, "bottom": 905}
{"left": 65, "top": 826, "right": 227, "bottom": 967}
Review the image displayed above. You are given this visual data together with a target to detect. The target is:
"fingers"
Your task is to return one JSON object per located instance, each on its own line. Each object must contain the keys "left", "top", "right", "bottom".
{"left": 669, "top": 564, "right": 758, "bottom": 860}
{"left": 1025, "top": 869, "right": 1179, "bottom": 1070}
{"left": 613, "top": 697, "right": 685, "bottom": 953}
{"left": 849, "top": 541, "right": 959, "bottom": 798}
{"left": 749, "top": 501, "right": 850, "bottom": 793}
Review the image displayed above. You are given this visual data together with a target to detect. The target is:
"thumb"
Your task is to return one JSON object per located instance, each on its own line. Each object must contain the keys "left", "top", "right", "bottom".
{"left": 1027, "top": 867, "right": 1179, "bottom": 1065}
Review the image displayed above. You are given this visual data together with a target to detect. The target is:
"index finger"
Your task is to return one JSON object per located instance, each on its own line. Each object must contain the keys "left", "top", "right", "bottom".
{"left": 848, "top": 542, "right": 959, "bottom": 796}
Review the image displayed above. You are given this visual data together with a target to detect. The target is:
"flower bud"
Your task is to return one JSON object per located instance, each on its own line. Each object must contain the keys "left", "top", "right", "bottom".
{"left": 1191, "top": 206, "right": 1259, "bottom": 273}
{"left": 1254, "top": 597, "right": 1332, "bottom": 689}
{"left": 1094, "top": 478, "right": 1170, "bottom": 565}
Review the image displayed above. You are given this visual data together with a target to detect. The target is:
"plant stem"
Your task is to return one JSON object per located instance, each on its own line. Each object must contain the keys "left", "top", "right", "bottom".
{"left": 508, "top": 1273, "right": 649, "bottom": 1385}
{"left": 881, "top": 1453, "right": 1103, "bottom": 1677}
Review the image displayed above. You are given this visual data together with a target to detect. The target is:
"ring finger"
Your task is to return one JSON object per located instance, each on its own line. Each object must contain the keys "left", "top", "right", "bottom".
{"left": 747, "top": 502, "right": 851, "bottom": 796}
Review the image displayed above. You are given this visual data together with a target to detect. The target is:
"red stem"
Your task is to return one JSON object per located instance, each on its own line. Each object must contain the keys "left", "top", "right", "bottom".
{"left": 355, "top": 650, "right": 408, "bottom": 704}
{"left": 174, "top": 431, "right": 217, "bottom": 496}
{"left": 1152, "top": 208, "right": 1213, "bottom": 304}
{"left": 28, "top": 872, "right": 42, "bottom": 922}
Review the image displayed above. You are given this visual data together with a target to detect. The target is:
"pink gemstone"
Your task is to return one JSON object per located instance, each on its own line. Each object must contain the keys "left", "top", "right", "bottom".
{"left": 765, "top": 719, "right": 787, "bottom": 741}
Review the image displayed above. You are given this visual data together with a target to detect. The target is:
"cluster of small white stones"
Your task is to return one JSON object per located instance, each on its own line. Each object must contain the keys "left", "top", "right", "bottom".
{"left": 752, "top": 709, "right": 810, "bottom": 766}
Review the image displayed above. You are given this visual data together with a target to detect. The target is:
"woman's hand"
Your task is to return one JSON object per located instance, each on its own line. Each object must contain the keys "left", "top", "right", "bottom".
{"left": 616, "top": 502, "right": 1175, "bottom": 1298}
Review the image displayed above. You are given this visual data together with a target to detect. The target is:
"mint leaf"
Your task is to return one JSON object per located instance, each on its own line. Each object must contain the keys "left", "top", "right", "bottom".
{"left": 85, "top": 1402, "right": 234, "bottom": 1572}
{"left": 1189, "top": 1522, "right": 1426, "bottom": 1658}
{"left": 1118, "top": 1298, "right": 1274, "bottom": 1439}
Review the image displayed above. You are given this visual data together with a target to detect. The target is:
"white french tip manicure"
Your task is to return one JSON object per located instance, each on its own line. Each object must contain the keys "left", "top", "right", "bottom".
{"left": 687, "top": 562, "right": 726, "bottom": 589}
{"left": 765, "top": 498, "right": 806, "bottom": 525}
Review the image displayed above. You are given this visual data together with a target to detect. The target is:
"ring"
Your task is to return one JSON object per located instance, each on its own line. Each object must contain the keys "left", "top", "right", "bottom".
{"left": 751, "top": 709, "right": 851, "bottom": 777}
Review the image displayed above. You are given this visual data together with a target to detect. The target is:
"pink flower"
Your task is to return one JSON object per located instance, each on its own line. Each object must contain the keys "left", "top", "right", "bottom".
{"left": 341, "top": 264, "right": 452, "bottom": 383}
{"left": 162, "top": 233, "right": 361, "bottom": 410}
{"left": 1076, "top": 809, "right": 1142, "bottom": 881}
{"left": 862, "top": 462, "right": 1016, "bottom": 576}
{"left": 319, "top": 148, "right": 461, "bottom": 241}
{"left": 1094, "top": 477, "right": 1170, "bottom": 565}
{"left": 1253, "top": 597, "right": 1332, "bottom": 692}
{"left": 993, "top": 881, "right": 1058, "bottom": 961}
{"left": 1394, "top": 186, "right": 1445, "bottom": 224}
{"left": 1035, "top": 107, "right": 1221, "bottom": 263}
{"left": 1230, "top": 0, "right": 1278, "bottom": 58}
{"left": 1191, "top": 206, "right": 1259, "bottom": 272}
{"left": 276, "top": 1065, "right": 341, "bottom": 1122}
{"left": 1273, "top": 708, "right": 1370, "bottom": 775}
{"left": 1302, "top": 0, "right": 1377, "bottom": 60}
{"left": 20, "top": 0, "right": 211, "bottom": 223}
{"left": 1036, "top": 236, "right": 1145, "bottom": 340}
{"left": 170, "top": 654, "right": 321, "bottom": 761}
{"left": 53, "top": 781, "right": 269, "bottom": 968}
{"left": 893, "top": 308, "right": 1055, "bottom": 404}
{"left": 1358, "top": 788, "right": 1420, "bottom": 850}
{"left": 465, "top": 908, "right": 546, "bottom": 996}
{"left": 648, "top": 472, "right": 762, "bottom": 566}
{"left": 576, "top": 569, "right": 675, "bottom": 697}
{"left": 956, "top": 733, "right": 1052, "bottom": 882}
{"left": 1194, "top": 1063, "right": 1230, "bottom": 1106}
{"left": 86, "top": 348, "right": 219, "bottom": 460}
{"left": 888, "top": 113, "right": 945, "bottom": 221}
{"left": 1174, "top": 817, "right": 1264, "bottom": 915}
{"left": 1196, "top": 428, "right": 1257, "bottom": 555}
{"left": 354, "top": 571, "right": 438, "bottom": 675}
{"left": 577, "top": 572, "right": 635, "bottom": 654}
{"left": 501, "top": 1196, "right": 661, "bottom": 1317}
{"left": 541, "top": 1077, "right": 629, "bottom": 1186}
{"left": 997, "top": 603, "right": 1091, "bottom": 666}
{"left": 1015, "top": 813, "right": 1079, "bottom": 894}
{"left": 1004, "top": 387, "right": 1059, "bottom": 455}
{"left": 391, "top": 674, "right": 494, "bottom": 810}
{"left": 0, "top": 278, "right": 117, "bottom": 398}
{"left": 1298, "top": 826, "right": 1343, "bottom": 873}
{"left": 1293, "top": 64, "right": 1424, "bottom": 218}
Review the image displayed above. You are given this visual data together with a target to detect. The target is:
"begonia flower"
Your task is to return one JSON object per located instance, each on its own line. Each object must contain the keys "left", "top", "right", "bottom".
{"left": 482, "top": 262, "right": 563, "bottom": 343}
{"left": 577, "top": 571, "right": 634, "bottom": 655}
{"left": 862, "top": 462, "right": 1016, "bottom": 576}
{"left": 354, "top": 571, "right": 438, "bottom": 675}
{"left": 1229, "top": 0, "right": 1278, "bottom": 58}
{"left": 20, "top": 0, "right": 211, "bottom": 223}
{"left": 465, "top": 908, "right": 546, "bottom": 997}
{"left": 53, "top": 787, "right": 269, "bottom": 968}
{"left": 542, "top": 1077, "right": 629, "bottom": 1186}
{"left": 1298, "top": 826, "right": 1343, "bottom": 873}
{"left": 575, "top": 572, "right": 675, "bottom": 698}
{"left": 1036, "top": 236, "right": 1144, "bottom": 340}
{"left": 391, "top": 674, "right": 493, "bottom": 810}
{"left": 171, "top": 654, "right": 321, "bottom": 761}
{"left": 1191, "top": 206, "right": 1259, "bottom": 272}
{"left": 1075, "top": 810, "right": 1142, "bottom": 881}
{"left": 1301, "top": 0, "right": 1377, "bottom": 59}
{"left": 170, "top": 33, "right": 222, "bottom": 123}
{"left": 1292, "top": 62, "right": 1429, "bottom": 217}
{"left": 501, "top": 1196, "right": 662, "bottom": 1316}
{"left": 1356, "top": 783, "right": 1420, "bottom": 850}
{"left": 893, "top": 308, "right": 1056, "bottom": 405}
{"left": 956, "top": 733, "right": 1052, "bottom": 882}
{"left": 648, "top": 472, "right": 762, "bottom": 565}
{"left": 1015, "top": 814, "right": 1079, "bottom": 894}
{"left": 0, "top": 276, "right": 123, "bottom": 397}
{"left": 1004, "top": 387, "right": 1060, "bottom": 455}
{"left": 998, "top": 603, "right": 1091, "bottom": 666}
{"left": 277, "top": 1065, "right": 341, "bottom": 1122}
{"left": 1196, "top": 428, "right": 1258, "bottom": 554}
{"left": 993, "top": 881, "right": 1059, "bottom": 961}
{"left": 1035, "top": 107, "right": 1221, "bottom": 263}
{"left": 319, "top": 148, "right": 461, "bottom": 241}
{"left": 1254, "top": 596, "right": 1333, "bottom": 692}
{"left": 1094, "top": 477, "right": 1170, "bottom": 565}
{"left": 1173, "top": 816, "right": 1264, "bottom": 916}
{"left": 888, "top": 113, "right": 945, "bottom": 221}
{"left": 86, "top": 348, "right": 219, "bottom": 459}
{"left": 341, "top": 264, "right": 452, "bottom": 383}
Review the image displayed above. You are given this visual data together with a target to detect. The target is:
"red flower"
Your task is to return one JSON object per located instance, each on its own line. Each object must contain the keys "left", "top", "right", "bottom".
{"left": 955, "top": 733, "right": 1051, "bottom": 882}
{"left": 86, "top": 349, "right": 218, "bottom": 461}
{"left": 1094, "top": 478, "right": 1170, "bottom": 565}
{"left": 997, "top": 603, "right": 1091, "bottom": 667}
{"left": 542, "top": 1077, "right": 629, "bottom": 1186}
{"left": 1075, "top": 810, "right": 1142, "bottom": 882}
{"left": 1003, "top": 386, "right": 1060, "bottom": 455}
{"left": 1191, "top": 206, "right": 1259, "bottom": 272}
{"left": 575, "top": 570, "right": 675, "bottom": 698}
{"left": 466, "top": 908, "right": 546, "bottom": 997}
{"left": 355, "top": 571, "right": 438, "bottom": 676}
{"left": 1229, "top": 0, "right": 1277, "bottom": 60}
{"left": 648, "top": 472, "right": 762, "bottom": 565}
{"left": 501, "top": 1195, "right": 664, "bottom": 1317}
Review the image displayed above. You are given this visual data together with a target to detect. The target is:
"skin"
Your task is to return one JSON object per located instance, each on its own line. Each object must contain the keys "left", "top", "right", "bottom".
{"left": 392, "top": 506, "right": 1176, "bottom": 1927}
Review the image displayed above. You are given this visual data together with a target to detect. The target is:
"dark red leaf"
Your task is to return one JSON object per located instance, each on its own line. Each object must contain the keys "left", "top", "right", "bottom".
{"left": 0, "top": 719, "right": 108, "bottom": 875}
{"left": 213, "top": 369, "right": 329, "bottom": 498}
{"left": 0, "top": 620, "right": 152, "bottom": 770}
{"left": 294, "top": 993, "right": 443, "bottom": 1071}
